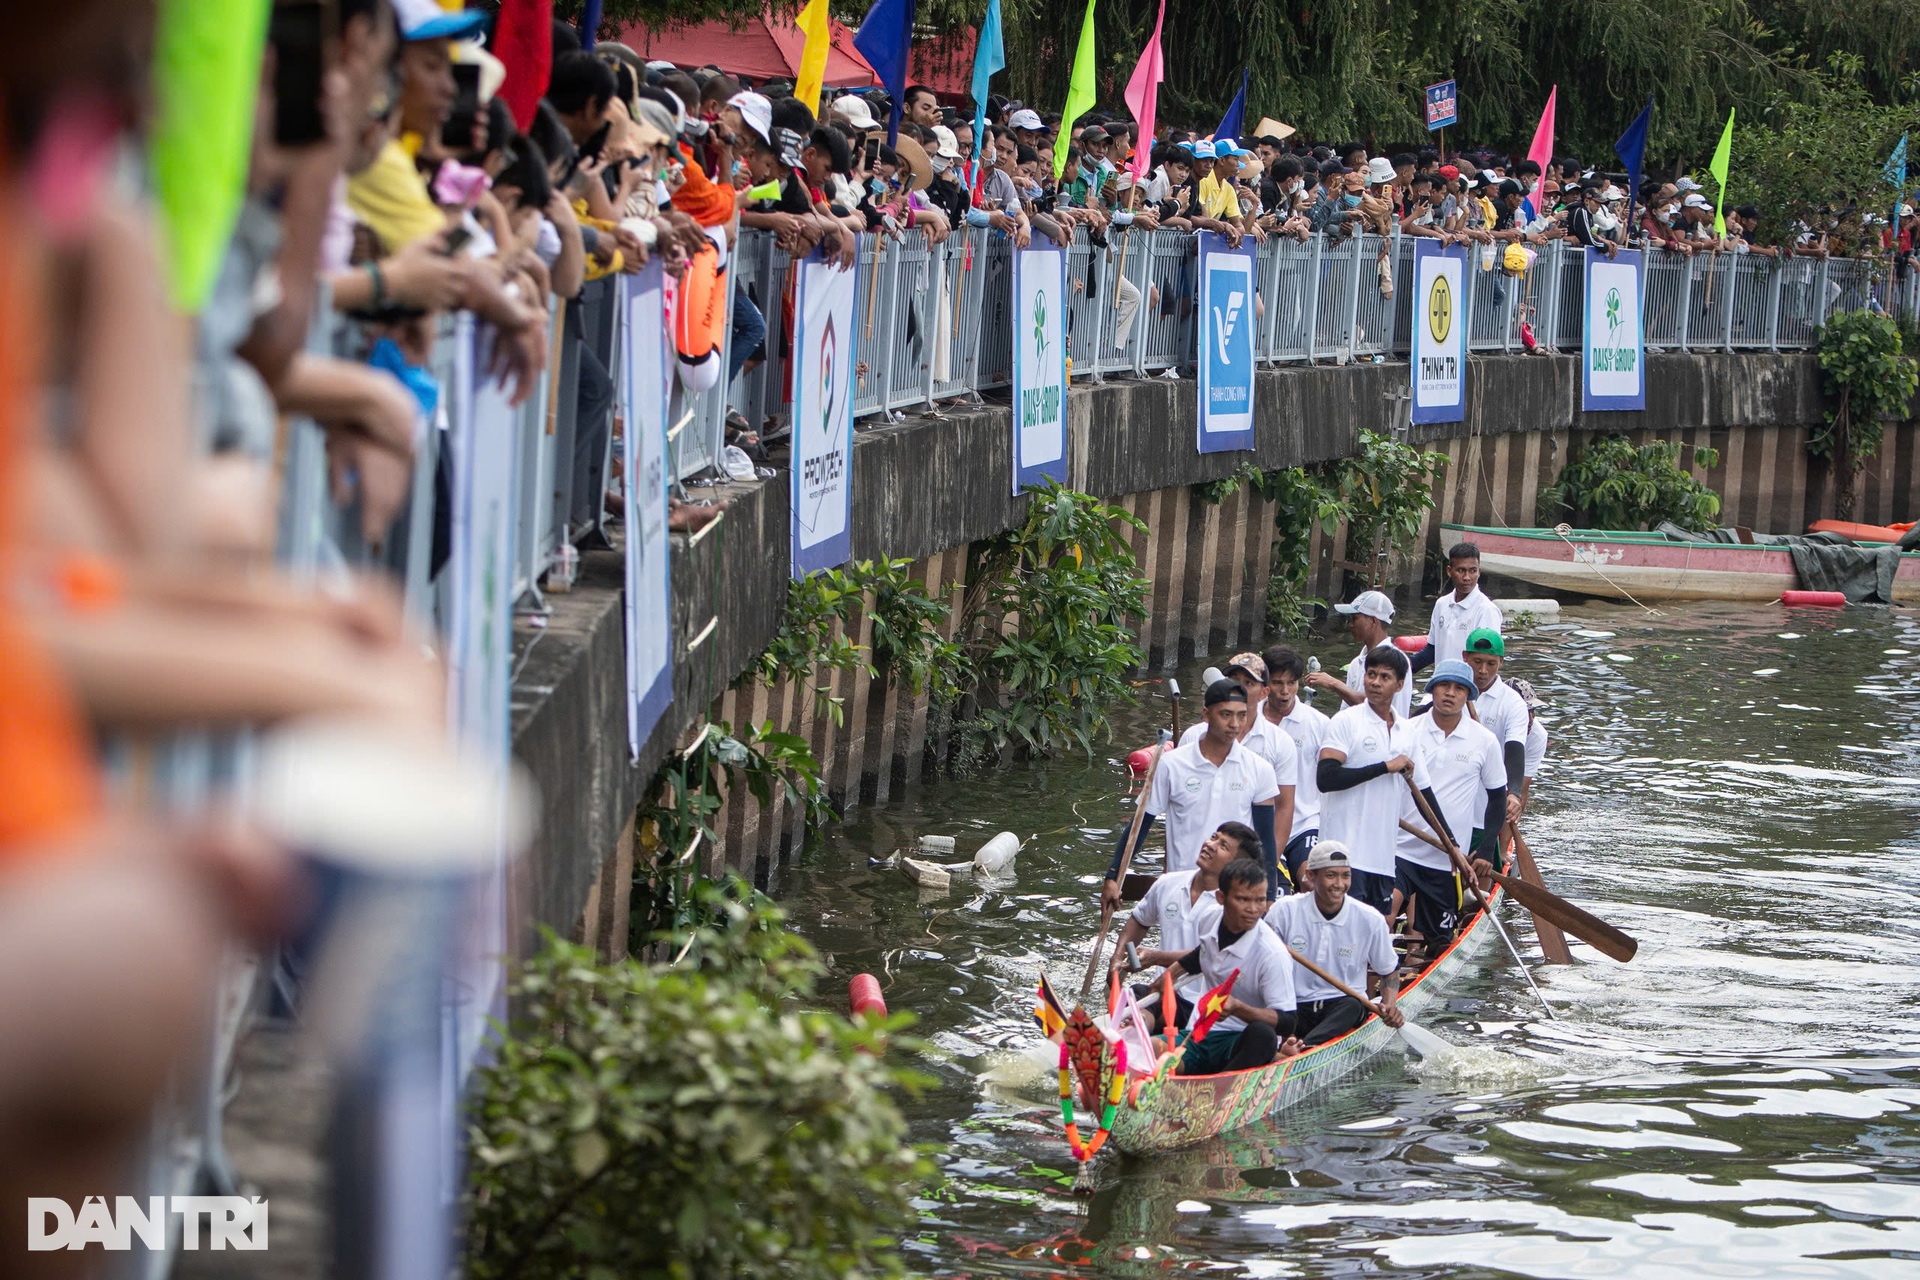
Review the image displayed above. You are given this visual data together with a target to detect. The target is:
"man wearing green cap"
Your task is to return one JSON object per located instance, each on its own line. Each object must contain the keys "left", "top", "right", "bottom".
{"left": 1462, "top": 628, "right": 1527, "bottom": 819}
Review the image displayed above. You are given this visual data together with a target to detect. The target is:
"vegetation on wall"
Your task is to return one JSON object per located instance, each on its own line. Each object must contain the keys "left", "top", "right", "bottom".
{"left": 1537, "top": 435, "right": 1724, "bottom": 531}
{"left": 1813, "top": 308, "right": 1918, "bottom": 520}
{"left": 466, "top": 885, "right": 931, "bottom": 1280}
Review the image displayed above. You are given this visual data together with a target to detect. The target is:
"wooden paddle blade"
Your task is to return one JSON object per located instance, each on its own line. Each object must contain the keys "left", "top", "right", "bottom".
{"left": 1488, "top": 869, "right": 1637, "bottom": 962}
{"left": 1120, "top": 872, "right": 1158, "bottom": 903}
{"left": 1509, "top": 831, "right": 1574, "bottom": 965}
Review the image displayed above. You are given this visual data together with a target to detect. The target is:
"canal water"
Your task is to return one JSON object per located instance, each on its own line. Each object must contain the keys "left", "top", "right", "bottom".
{"left": 781, "top": 599, "right": 1920, "bottom": 1278}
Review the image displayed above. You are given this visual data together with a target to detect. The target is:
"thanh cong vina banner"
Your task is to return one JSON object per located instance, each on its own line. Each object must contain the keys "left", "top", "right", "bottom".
{"left": 790, "top": 246, "right": 856, "bottom": 577}
{"left": 1012, "top": 243, "right": 1068, "bottom": 493}
{"left": 1198, "top": 232, "right": 1257, "bottom": 453}
{"left": 621, "top": 260, "right": 673, "bottom": 759}
{"left": 1411, "top": 239, "right": 1468, "bottom": 424}
{"left": 1583, "top": 247, "right": 1646, "bottom": 411}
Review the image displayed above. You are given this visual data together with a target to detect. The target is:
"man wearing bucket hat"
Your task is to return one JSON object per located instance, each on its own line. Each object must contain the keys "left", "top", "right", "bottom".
{"left": 1309, "top": 589, "right": 1412, "bottom": 720}
{"left": 1394, "top": 660, "right": 1506, "bottom": 954}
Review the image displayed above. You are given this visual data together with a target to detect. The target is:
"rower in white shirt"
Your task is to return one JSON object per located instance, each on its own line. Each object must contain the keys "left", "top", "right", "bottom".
{"left": 1259, "top": 645, "right": 1331, "bottom": 887}
{"left": 1461, "top": 627, "right": 1528, "bottom": 824}
{"left": 1178, "top": 653, "right": 1295, "bottom": 894}
{"left": 1395, "top": 660, "right": 1507, "bottom": 956}
{"left": 1511, "top": 677, "right": 1550, "bottom": 817}
{"left": 1411, "top": 541, "right": 1504, "bottom": 674}
{"left": 1308, "top": 589, "right": 1413, "bottom": 720}
{"left": 1103, "top": 680, "right": 1281, "bottom": 911}
{"left": 1265, "top": 841, "right": 1403, "bottom": 1043}
{"left": 1110, "top": 822, "right": 1257, "bottom": 998}
{"left": 1316, "top": 646, "right": 1441, "bottom": 916}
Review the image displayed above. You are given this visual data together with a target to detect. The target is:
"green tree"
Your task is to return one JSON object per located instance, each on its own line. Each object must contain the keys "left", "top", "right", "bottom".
{"left": 1537, "top": 435, "right": 1724, "bottom": 531}
{"left": 1813, "top": 308, "right": 1919, "bottom": 520}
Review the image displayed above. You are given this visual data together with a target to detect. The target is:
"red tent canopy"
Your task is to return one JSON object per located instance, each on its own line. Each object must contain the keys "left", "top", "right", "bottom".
{"left": 909, "top": 26, "right": 978, "bottom": 100}
{"left": 616, "top": 10, "right": 879, "bottom": 89}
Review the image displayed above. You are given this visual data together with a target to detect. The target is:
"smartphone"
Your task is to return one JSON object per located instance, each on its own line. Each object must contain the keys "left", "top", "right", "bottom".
{"left": 268, "top": 0, "right": 335, "bottom": 148}
{"left": 863, "top": 136, "right": 880, "bottom": 171}
{"left": 580, "top": 121, "right": 612, "bottom": 162}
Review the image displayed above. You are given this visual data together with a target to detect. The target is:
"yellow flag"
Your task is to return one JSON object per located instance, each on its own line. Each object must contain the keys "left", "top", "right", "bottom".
{"left": 795, "top": 0, "right": 832, "bottom": 116}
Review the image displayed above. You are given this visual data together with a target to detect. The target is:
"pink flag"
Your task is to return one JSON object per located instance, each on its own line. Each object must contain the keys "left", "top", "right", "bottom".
{"left": 1526, "top": 85, "right": 1557, "bottom": 182}
{"left": 1123, "top": 0, "right": 1168, "bottom": 180}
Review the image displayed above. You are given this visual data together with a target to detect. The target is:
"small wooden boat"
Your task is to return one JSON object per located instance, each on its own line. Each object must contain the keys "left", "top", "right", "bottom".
{"left": 1443, "top": 523, "right": 1920, "bottom": 604}
{"left": 1054, "top": 887, "right": 1505, "bottom": 1156}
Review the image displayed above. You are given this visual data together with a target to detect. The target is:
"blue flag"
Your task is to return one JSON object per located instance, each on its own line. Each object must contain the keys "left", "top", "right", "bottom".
{"left": 969, "top": 0, "right": 1005, "bottom": 164}
{"left": 1886, "top": 134, "right": 1908, "bottom": 191}
{"left": 1215, "top": 68, "right": 1247, "bottom": 143}
{"left": 854, "top": 0, "right": 917, "bottom": 145}
{"left": 1614, "top": 96, "right": 1652, "bottom": 226}
{"left": 579, "top": 0, "right": 602, "bottom": 49}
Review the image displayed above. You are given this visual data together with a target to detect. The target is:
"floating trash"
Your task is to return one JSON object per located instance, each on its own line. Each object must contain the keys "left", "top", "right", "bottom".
{"left": 1607, "top": 653, "right": 1635, "bottom": 663}
{"left": 1574, "top": 629, "right": 1616, "bottom": 639}
{"left": 1752, "top": 668, "right": 1781, "bottom": 677}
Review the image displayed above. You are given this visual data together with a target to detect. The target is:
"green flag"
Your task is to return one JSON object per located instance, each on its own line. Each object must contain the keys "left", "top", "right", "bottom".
{"left": 1708, "top": 107, "right": 1735, "bottom": 239}
{"left": 1055, "top": 0, "right": 1098, "bottom": 180}
{"left": 149, "top": 0, "right": 270, "bottom": 313}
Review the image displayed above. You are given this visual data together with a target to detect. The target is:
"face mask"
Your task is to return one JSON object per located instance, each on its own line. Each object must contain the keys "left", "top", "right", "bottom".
{"left": 1342, "top": 193, "right": 1362, "bottom": 208}
{"left": 931, "top": 156, "right": 951, "bottom": 175}
{"left": 869, "top": 177, "right": 886, "bottom": 195}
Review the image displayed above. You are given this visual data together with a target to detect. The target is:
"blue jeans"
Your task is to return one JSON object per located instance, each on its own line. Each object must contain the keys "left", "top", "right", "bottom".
{"left": 729, "top": 287, "right": 766, "bottom": 384}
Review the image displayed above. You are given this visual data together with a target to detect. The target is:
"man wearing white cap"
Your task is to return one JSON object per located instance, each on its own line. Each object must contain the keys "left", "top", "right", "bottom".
{"left": 1309, "top": 588, "right": 1412, "bottom": 719}
{"left": 1394, "top": 660, "right": 1505, "bottom": 954}
{"left": 1008, "top": 107, "right": 1046, "bottom": 139}
{"left": 831, "top": 93, "right": 881, "bottom": 133}
{"left": 1265, "top": 841, "right": 1403, "bottom": 1044}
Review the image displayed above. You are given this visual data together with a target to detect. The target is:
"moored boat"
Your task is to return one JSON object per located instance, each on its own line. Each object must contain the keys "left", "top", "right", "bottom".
{"left": 1442, "top": 523, "right": 1920, "bottom": 603}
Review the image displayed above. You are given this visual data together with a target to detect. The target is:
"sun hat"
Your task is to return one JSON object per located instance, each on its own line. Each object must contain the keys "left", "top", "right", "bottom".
{"left": 1464, "top": 627, "right": 1506, "bottom": 657}
{"left": 892, "top": 135, "right": 934, "bottom": 192}
{"left": 1427, "top": 659, "right": 1479, "bottom": 699}
{"left": 1305, "top": 841, "right": 1353, "bottom": 872}
{"left": 1333, "top": 588, "right": 1395, "bottom": 622}
{"left": 1366, "top": 156, "right": 1395, "bottom": 184}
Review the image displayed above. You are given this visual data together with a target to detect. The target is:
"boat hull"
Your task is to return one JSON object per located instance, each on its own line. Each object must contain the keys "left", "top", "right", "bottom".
{"left": 1104, "top": 887, "right": 1504, "bottom": 1154}
{"left": 1442, "top": 524, "right": 1920, "bottom": 604}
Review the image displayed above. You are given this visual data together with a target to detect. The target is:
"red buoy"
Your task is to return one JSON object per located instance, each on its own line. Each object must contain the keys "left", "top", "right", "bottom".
{"left": 1392, "top": 635, "right": 1426, "bottom": 653}
{"left": 849, "top": 974, "right": 888, "bottom": 1020}
{"left": 1781, "top": 590, "right": 1847, "bottom": 608}
{"left": 1126, "top": 747, "right": 1156, "bottom": 777}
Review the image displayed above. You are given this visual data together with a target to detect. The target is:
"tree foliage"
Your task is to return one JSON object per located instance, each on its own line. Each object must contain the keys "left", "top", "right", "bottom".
{"left": 1537, "top": 436, "right": 1724, "bottom": 531}
{"left": 1813, "top": 308, "right": 1918, "bottom": 520}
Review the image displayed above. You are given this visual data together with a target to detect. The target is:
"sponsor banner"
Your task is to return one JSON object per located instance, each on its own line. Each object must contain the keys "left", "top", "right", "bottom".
{"left": 1012, "top": 244, "right": 1069, "bottom": 493}
{"left": 1198, "top": 233, "right": 1257, "bottom": 453}
{"left": 1411, "top": 240, "right": 1468, "bottom": 424}
{"left": 621, "top": 262, "right": 673, "bottom": 758}
{"left": 1583, "top": 247, "right": 1646, "bottom": 411}
{"left": 448, "top": 314, "right": 517, "bottom": 764}
{"left": 790, "top": 248, "right": 857, "bottom": 577}
{"left": 1426, "top": 79, "right": 1458, "bottom": 131}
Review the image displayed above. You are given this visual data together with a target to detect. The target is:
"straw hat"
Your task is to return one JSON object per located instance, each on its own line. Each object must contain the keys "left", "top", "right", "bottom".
{"left": 1253, "top": 116, "right": 1297, "bottom": 142}
{"left": 893, "top": 135, "right": 934, "bottom": 192}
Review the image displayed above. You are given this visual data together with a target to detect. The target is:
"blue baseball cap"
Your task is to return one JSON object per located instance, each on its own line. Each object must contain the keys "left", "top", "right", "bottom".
{"left": 393, "top": 0, "right": 489, "bottom": 41}
{"left": 1190, "top": 140, "right": 1217, "bottom": 160}
{"left": 1428, "top": 659, "right": 1479, "bottom": 699}
{"left": 1217, "top": 138, "right": 1251, "bottom": 157}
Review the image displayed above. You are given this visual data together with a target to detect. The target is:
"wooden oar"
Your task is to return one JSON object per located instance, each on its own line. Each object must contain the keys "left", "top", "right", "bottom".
{"left": 1507, "top": 825, "right": 1572, "bottom": 964}
{"left": 1397, "top": 812, "right": 1560, "bottom": 1019}
{"left": 1081, "top": 730, "right": 1172, "bottom": 995}
{"left": 1399, "top": 776, "right": 1637, "bottom": 963}
{"left": 1282, "top": 945, "right": 1451, "bottom": 1058}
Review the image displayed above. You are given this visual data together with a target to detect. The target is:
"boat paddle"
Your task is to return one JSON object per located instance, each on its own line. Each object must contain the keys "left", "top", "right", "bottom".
{"left": 1400, "top": 774, "right": 1637, "bottom": 963}
{"left": 1081, "top": 729, "right": 1172, "bottom": 997}
{"left": 1507, "top": 825, "right": 1573, "bottom": 964}
{"left": 1281, "top": 945, "right": 1453, "bottom": 1058}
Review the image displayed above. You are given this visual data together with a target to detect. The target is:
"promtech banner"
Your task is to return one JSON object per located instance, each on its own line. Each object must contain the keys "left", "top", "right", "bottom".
{"left": 1012, "top": 244, "right": 1068, "bottom": 494}
{"left": 790, "top": 248, "right": 857, "bottom": 577}
{"left": 1198, "top": 233, "right": 1257, "bottom": 453}
{"left": 621, "top": 262, "right": 673, "bottom": 759}
{"left": 1411, "top": 240, "right": 1468, "bottom": 424}
{"left": 1583, "top": 247, "right": 1646, "bottom": 411}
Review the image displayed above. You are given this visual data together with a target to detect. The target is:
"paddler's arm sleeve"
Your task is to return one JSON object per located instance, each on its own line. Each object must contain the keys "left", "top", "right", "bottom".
{"left": 1502, "top": 741, "right": 1526, "bottom": 793}
{"left": 1174, "top": 947, "right": 1201, "bottom": 976}
{"left": 1318, "top": 759, "right": 1388, "bottom": 791}
{"left": 1476, "top": 786, "right": 1507, "bottom": 861}
{"left": 1105, "top": 813, "right": 1159, "bottom": 882}
{"left": 1250, "top": 803, "right": 1280, "bottom": 896}
{"left": 1408, "top": 641, "right": 1436, "bottom": 675}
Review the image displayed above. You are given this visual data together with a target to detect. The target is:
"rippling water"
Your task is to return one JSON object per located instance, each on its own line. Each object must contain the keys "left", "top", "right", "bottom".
{"left": 782, "top": 600, "right": 1920, "bottom": 1278}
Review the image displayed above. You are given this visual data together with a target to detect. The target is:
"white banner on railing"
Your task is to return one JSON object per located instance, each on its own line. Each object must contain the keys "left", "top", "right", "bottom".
{"left": 1012, "top": 244, "right": 1068, "bottom": 493}
{"left": 1198, "top": 233, "right": 1257, "bottom": 452}
{"left": 448, "top": 318, "right": 518, "bottom": 760}
{"left": 1583, "top": 247, "right": 1646, "bottom": 411}
{"left": 621, "top": 262, "right": 674, "bottom": 759}
{"left": 1411, "top": 240, "right": 1468, "bottom": 424}
{"left": 790, "top": 247, "right": 856, "bottom": 577}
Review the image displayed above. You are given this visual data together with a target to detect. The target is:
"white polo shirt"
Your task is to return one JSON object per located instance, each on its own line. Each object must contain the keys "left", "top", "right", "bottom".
{"left": 1524, "top": 716, "right": 1549, "bottom": 780}
{"left": 1265, "top": 697, "right": 1330, "bottom": 840}
{"left": 1145, "top": 737, "right": 1280, "bottom": 874}
{"left": 1130, "top": 870, "right": 1222, "bottom": 996}
{"left": 1472, "top": 676, "right": 1529, "bottom": 754}
{"left": 1187, "top": 913, "right": 1296, "bottom": 1033}
{"left": 1426, "top": 587, "right": 1503, "bottom": 666}
{"left": 1344, "top": 644, "right": 1414, "bottom": 720}
{"left": 1179, "top": 712, "right": 1297, "bottom": 795}
{"left": 1264, "top": 892, "right": 1398, "bottom": 1003}
{"left": 1397, "top": 712, "right": 1503, "bottom": 871}
{"left": 1318, "top": 702, "right": 1432, "bottom": 877}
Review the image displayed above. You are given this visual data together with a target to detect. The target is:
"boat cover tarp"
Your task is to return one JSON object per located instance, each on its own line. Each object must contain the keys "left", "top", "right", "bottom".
{"left": 1653, "top": 522, "right": 1902, "bottom": 603}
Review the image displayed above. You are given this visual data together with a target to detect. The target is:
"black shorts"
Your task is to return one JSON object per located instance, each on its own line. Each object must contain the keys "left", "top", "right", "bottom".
{"left": 1282, "top": 830, "right": 1317, "bottom": 890}
{"left": 1349, "top": 867, "right": 1397, "bottom": 915}
{"left": 1395, "top": 857, "right": 1464, "bottom": 943}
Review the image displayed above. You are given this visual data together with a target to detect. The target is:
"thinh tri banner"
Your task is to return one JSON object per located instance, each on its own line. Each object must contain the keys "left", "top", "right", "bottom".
{"left": 1411, "top": 240, "right": 1468, "bottom": 424}
{"left": 1012, "top": 244, "right": 1068, "bottom": 493}
{"left": 620, "top": 261, "right": 673, "bottom": 759}
{"left": 1198, "top": 232, "right": 1257, "bottom": 453}
{"left": 1583, "top": 247, "right": 1646, "bottom": 411}
{"left": 790, "top": 247, "right": 857, "bottom": 576}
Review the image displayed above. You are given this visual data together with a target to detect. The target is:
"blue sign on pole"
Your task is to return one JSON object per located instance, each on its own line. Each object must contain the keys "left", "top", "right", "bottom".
{"left": 1425, "top": 80, "right": 1458, "bottom": 132}
{"left": 1197, "top": 233, "right": 1257, "bottom": 454}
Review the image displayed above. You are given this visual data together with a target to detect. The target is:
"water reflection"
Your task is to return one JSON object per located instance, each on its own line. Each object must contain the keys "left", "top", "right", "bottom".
{"left": 787, "top": 601, "right": 1920, "bottom": 1277}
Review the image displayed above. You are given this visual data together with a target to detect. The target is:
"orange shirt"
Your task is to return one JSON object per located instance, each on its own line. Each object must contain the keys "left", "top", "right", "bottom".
{"left": 669, "top": 144, "right": 736, "bottom": 229}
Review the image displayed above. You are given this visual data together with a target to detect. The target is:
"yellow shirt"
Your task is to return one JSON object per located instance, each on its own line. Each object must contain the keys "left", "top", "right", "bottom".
{"left": 1198, "top": 173, "right": 1241, "bottom": 220}
{"left": 346, "top": 140, "right": 449, "bottom": 254}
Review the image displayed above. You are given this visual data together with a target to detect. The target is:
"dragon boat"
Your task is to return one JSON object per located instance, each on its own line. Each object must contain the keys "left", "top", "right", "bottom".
{"left": 1044, "top": 885, "right": 1505, "bottom": 1157}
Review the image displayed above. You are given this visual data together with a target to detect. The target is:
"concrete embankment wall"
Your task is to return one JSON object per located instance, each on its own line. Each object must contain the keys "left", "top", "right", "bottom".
{"left": 514, "top": 350, "right": 1920, "bottom": 956}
